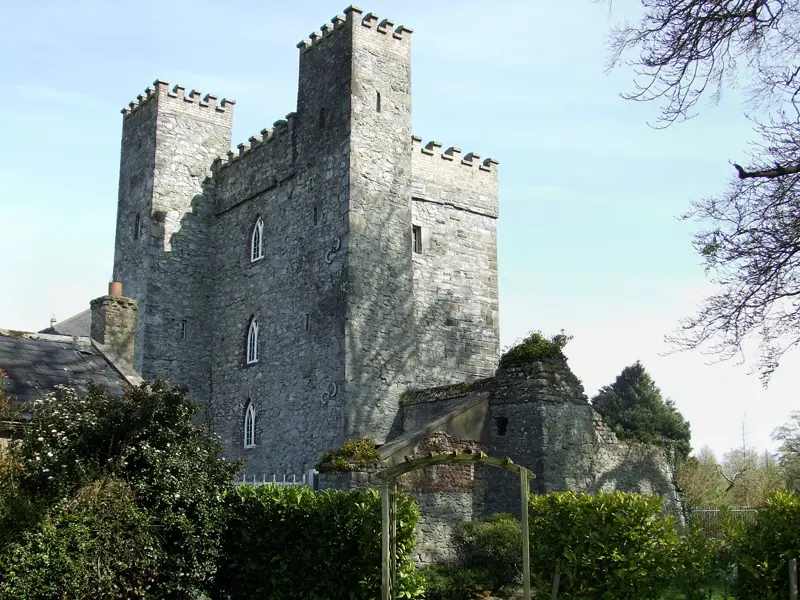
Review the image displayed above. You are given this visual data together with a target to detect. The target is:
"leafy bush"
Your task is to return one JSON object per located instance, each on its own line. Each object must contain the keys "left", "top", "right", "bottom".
{"left": 498, "top": 330, "right": 572, "bottom": 369}
{"left": 214, "top": 484, "right": 424, "bottom": 600}
{"left": 0, "top": 381, "right": 240, "bottom": 600}
{"left": 0, "top": 479, "right": 160, "bottom": 600}
{"left": 723, "top": 490, "right": 800, "bottom": 599}
{"left": 453, "top": 513, "right": 522, "bottom": 592}
{"left": 419, "top": 563, "right": 492, "bottom": 600}
{"left": 528, "top": 491, "right": 679, "bottom": 599}
{"left": 672, "top": 521, "right": 726, "bottom": 600}
{"left": 316, "top": 436, "right": 381, "bottom": 472}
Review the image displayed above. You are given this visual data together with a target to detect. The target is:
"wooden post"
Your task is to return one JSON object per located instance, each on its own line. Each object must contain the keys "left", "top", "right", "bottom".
{"left": 390, "top": 482, "right": 397, "bottom": 597}
{"left": 520, "top": 467, "right": 531, "bottom": 600}
{"left": 381, "top": 478, "right": 390, "bottom": 600}
{"left": 790, "top": 557, "right": 798, "bottom": 600}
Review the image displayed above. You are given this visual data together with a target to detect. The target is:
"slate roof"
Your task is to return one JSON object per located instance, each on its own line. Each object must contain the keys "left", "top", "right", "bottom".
{"left": 38, "top": 309, "right": 91, "bottom": 337}
{"left": 0, "top": 332, "right": 128, "bottom": 407}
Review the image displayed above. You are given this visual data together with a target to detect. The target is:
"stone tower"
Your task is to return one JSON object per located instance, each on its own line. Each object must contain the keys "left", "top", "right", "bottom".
{"left": 113, "top": 6, "right": 500, "bottom": 475}
{"left": 113, "top": 81, "right": 234, "bottom": 407}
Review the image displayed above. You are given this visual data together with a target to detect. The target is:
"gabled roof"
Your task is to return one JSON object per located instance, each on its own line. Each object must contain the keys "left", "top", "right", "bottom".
{"left": 0, "top": 331, "right": 130, "bottom": 406}
{"left": 38, "top": 309, "right": 91, "bottom": 337}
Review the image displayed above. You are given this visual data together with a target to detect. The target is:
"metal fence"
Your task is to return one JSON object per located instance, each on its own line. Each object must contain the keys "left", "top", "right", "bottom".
{"left": 234, "top": 469, "right": 319, "bottom": 490}
{"left": 688, "top": 507, "right": 759, "bottom": 538}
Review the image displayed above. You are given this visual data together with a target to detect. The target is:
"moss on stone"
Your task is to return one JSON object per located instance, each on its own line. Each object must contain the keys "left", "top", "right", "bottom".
{"left": 400, "top": 378, "right": 493, "bottom": 405}
{"left": 315, "top": 437, "right": 381, "bottom": 473}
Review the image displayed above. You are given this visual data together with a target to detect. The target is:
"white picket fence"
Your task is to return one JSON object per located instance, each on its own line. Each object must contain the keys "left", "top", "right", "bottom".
{"left": 235, "top": 468, "right": 319, "bottom": 490}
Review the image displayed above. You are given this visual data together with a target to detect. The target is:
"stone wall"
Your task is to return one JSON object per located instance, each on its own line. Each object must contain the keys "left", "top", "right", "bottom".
{"left": 411, "top": 141, "right": 499, "bottom": 389}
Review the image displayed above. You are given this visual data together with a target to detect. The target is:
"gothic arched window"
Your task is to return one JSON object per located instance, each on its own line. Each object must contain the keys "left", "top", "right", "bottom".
{"left": 246, "top": 318, "right": 259, "bottom": 364}
{"left": 244, "top": 401, "right": 256, "bottom": 448}
{"left": 251, "top": 217, "right": 264, "bottom": 262}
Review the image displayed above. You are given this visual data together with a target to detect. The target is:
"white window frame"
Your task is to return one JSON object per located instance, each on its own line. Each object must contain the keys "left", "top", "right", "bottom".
{"left": 251, "top": 217, "right": 264, "bottom": 262}
{"left": 244, "top": 401, "right": 256, "bottom": 448}
{"left": 247, "top": 319, "right": 259, "bottom": 364}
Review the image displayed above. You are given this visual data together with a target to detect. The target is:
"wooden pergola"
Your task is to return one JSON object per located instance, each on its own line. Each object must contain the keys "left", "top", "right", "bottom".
{"left": 377, "top": 451, "right": 534, "bottom": 600}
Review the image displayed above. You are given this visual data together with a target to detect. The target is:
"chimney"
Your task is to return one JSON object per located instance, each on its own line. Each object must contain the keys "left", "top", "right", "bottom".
{"left": 90, "top": 281, "right": 138, "bottom": 366}
{"left": 50, "top": 314, "right": 57, "bottom": 329}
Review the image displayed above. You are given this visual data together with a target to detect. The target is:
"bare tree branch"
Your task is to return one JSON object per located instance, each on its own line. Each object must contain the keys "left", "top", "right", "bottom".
{"left": 604, "top": 1, "right": 800, "bottom": 384}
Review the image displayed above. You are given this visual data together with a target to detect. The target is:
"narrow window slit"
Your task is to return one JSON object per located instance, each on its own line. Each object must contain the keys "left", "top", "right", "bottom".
{"left": 180, "top": 320, "right": 187, "bottom": 340}
{"left": 412, "top": 225, "right": 422, "bottom": 254}
{"left": 376, "top": 91, "right": 381, "bottom": 113}
{"left": 134, "top": 213, "right": 140, "bottom": 240}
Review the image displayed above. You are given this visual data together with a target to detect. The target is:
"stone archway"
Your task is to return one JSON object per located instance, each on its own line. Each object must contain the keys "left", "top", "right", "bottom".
{"left": 377, "top": 451, "right": 534, "bottom": 600}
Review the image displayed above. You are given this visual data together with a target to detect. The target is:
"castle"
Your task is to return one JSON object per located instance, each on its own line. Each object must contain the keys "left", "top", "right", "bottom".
{"left": 113, "top": 6, "right": 499, "bottom": 476}
{"left": 0, "top": 5, "right": 683, "bottom": 564}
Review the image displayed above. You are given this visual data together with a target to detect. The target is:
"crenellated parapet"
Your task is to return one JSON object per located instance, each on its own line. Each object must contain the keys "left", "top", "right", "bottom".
{"left": 121, "top": 79, "right": 236, "bottom": 119}
{"left": 296, "top": 5, "right": 413, "bottom": 52}
{"left": 211, "top": 113, "right": 296, "bottom": 173}
{"left": 412, "top": 135, "right": 499, "bottom": 174}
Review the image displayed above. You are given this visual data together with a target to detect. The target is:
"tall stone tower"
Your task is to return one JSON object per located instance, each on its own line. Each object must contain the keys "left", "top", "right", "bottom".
{"left": 113, "top": 82, "right": 234, "bottom": 407}
{"left": 296, "top": 8, "right": 416, "bottom": 441}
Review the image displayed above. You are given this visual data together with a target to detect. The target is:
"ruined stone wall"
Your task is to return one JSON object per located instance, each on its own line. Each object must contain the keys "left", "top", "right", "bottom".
{"left": 485, "top": 362, "right": 683, "bottom": 520}
{"left": 410, "top": 141, "right": 499, "bottom": 389}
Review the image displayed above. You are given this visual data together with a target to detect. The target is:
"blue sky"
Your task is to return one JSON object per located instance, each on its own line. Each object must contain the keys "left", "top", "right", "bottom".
{"left": 1, "top": 0, "right": 797, "bottom": 459}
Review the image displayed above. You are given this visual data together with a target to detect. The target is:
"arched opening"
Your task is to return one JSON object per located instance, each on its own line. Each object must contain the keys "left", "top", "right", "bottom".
{"left": 244, "top": 401, "right": 256, "bottom": 448}
{"left": 246, "top": 318, "right": 259, "bottom": 364}
{"left": 251, "top": 217, "right": 264, "bottom": 262}
{"left": 377, "top": 452, "right": 533, "bottom": 600}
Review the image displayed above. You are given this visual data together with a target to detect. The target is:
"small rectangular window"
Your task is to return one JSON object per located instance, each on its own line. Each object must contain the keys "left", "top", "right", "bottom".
{"left": 376, "top": 91, "right": 382, "bottom": 113}
{"left": 412, "top": 225, "right": 422, "bottom": 254}
{"left": 313, "top": 206, "right": 318, "bottom": 225}
{"left": 180, "top": 320, "right": 187, "bottom": 340}
{"left": 134, "top": 213, "right": 140, "bottom": 240}
{"left": 305, "top": 313, "right": 310, "bottom": 331}
{"left": 496, "top": 417, "right": 508, "bottom": 436}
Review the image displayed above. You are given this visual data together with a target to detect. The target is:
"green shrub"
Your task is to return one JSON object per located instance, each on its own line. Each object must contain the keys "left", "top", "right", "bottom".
{"left": 419, "top": 563, "right": 492, "bottom": 600}
{"left": 498, "top": 330, "right": 572, "bottom": 369}
{"left": 723, "top": 490, "right": 800, "bottom": 599}
{"left": 0, "top": 479, "right": 161, "bottom": 600}
{"left": 453, "top": 513, "right": 522, "bottom": 592}
{"left": 672, "top": 521, "right": 725, "bottom": 600}
{"left": 316, "top": 437, "right": 381, "bottom": 472}
{"left": 0, "top": 381, "right": 240, "bottom": 600}
{"left": 214, "top": 484, "right": 424, "bottom": 600}
{"left": 528, "top": 491, "right": 679, "bottom": 599}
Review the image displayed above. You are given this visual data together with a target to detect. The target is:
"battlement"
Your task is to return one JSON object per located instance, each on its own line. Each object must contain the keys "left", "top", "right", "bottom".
{"left": 296, "top": 5, "right": 413, "bottom": 52}
{"left": 211, "top": 113, "right": 296, "bottom": 173}
{"left": 411, "top": 136, "right": 498, "bottom": 174}
{"left": 121, "top": 79, "right": 236, "bottom": 119}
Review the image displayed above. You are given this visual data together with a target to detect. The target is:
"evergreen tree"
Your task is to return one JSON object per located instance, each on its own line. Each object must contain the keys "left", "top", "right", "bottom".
{"left": 591, "top": 361, "right": 692, "bottom": 457}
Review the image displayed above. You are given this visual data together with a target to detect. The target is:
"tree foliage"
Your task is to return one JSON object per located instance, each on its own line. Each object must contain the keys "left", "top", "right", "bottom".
{"left": 498, "top": 330, "right": 572, "bottom": 369}
{"left": 773, "top": 410, "right": 800, "bottom": 491}
{"left": 0, "top": 381, "right": 240, "bottom": 599}
{"left": 591, "top": 361, "right": 692, "bottom": 456}
{"left": 605, "top": 0, "right": 800, "bottom": 384}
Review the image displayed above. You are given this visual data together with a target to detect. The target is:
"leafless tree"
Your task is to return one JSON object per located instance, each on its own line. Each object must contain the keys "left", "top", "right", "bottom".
{"left": 604, "top": 0, "right": 800, "bottom": 384}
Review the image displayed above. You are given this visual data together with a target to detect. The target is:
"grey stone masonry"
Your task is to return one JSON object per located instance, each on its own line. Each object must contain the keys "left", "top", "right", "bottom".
{"left": 110, "top": 6, "right": 500, "bottom": 476}
{"left": 90, "top": 294, "right": 138, "bottom": 367}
